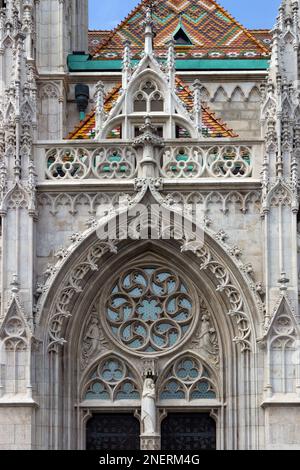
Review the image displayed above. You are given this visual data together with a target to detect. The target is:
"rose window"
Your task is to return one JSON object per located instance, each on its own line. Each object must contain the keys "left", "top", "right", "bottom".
{"left": 105, "top": 266, "right": 194, "bottom": 354}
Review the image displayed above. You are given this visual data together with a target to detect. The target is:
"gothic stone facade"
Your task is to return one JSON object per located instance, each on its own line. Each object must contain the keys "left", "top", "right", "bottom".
{"left": 0, "top": 0, "right": 300, "bottom": 450}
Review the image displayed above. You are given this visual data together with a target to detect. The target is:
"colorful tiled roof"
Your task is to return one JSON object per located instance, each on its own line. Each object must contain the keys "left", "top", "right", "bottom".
{"left": 67, "top": 84, "right": 122, "bottom": 140}
{"left": 249, "top": 30, "right": 272, "bottom": 51}
{"left": 88, "top": 30, "right": 111, "bottom": 55}
{"left": 91, "top": 0, "right": 270, "bottom": 61}
{"left": 67, "top": 78, "right": 237, "bottom": 140}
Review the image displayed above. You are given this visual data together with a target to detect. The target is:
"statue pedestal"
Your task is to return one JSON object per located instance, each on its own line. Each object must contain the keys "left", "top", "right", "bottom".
{"left": 140, "top": 434, "right": 161, "bottom": 450}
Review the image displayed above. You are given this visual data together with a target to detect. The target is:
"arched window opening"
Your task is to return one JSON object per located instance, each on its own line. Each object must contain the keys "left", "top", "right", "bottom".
{"left": 159, "top": 355, "right": 217, "bottom": 402}
{"left": 271, "top": 338, "right": 296, "bottom": 394}
{"left": 82, "top": 356, "right": 140, "bottom": 402}
{"left": 150, "top": 92, "right": 164, "bottom": 112}
{"left": 133, "top": 80, "right": 164, "bottom": 113}
{"left": 134, "top": 93, "right": 147, "bottom": 112}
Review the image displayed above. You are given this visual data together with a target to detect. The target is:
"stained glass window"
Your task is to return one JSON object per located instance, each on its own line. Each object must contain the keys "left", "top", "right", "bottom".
{"left": 159, "top": 355, "right": 217, "bottom": 401}
{"left": 83, "top": 356, "right": 140, "bottom": 402}
{"left": 105, "top": 266, "right": 194, "bottom": 353}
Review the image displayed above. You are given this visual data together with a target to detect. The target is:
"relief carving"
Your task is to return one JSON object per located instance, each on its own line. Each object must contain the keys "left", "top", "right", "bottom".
{"left": 80, "top": 312, "right": 108, "bottom": 369}
{"left": 192, "top": 300, "right": 219, "bottom": 367}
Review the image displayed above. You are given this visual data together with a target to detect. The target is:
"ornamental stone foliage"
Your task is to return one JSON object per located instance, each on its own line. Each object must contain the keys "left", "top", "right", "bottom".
{"left": 0, "top": 0, "right": 300, "bottom": 452}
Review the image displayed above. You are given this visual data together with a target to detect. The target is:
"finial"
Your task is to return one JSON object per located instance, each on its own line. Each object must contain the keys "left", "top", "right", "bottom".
{"left": 133, "top": 115, "right": 164, "bottom": 147}
{"left": 143, "top": 1, "right": 157, "bottom": 55}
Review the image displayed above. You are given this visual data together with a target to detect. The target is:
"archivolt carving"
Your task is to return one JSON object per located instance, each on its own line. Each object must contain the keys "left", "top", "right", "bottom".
{"left": 37, "top": 180, "right": 261, "bottom": 353}
{"left": 181, "top": 243, "right": 251, "bottom": 351}
{"left": 44, "top": 236, "right": 253, "bottom": 352}
{"left": 46, "top": 241, "right": 118, "bottom": 352}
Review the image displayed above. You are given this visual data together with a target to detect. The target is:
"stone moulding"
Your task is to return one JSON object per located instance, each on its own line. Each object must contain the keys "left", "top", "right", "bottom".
{"left": 37, "top": 189, "right": 261, "bottom": 216}
{"left": 35, "top": 180, "right": 263, "bottom": 354}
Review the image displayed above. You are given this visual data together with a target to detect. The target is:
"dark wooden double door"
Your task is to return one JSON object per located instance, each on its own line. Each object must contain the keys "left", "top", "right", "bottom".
{"left": 86, "top": 412, "right": 216, "bottom": 450}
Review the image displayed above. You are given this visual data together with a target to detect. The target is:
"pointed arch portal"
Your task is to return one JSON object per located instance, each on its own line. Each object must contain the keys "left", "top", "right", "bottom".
{"left": 33, "top": 192, "right": 263, "bottom": 450}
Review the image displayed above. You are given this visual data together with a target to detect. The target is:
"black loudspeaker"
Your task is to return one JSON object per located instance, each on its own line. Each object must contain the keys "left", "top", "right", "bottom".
{"left": 75, "top": 84, "right": 90, "bottom": 118}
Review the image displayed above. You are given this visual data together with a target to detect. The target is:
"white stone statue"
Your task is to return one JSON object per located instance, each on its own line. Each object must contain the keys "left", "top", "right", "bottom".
{"left": 141, "top": 377, "right": 157, "bottom": 435}
{"left": 199, "top": 314, "right": 213, "bottom": 350}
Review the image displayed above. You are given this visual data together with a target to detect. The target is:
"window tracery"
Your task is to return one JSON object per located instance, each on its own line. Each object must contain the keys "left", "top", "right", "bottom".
{"left": 269, "top": 313, "right": 298, "bottom": 394}
{"left": 104, "top": 265, "right": 194, "bottom": 354}
{"left": 159, "top": 355, "right": 217, "bottom": 401}
{"left": 133, "top": 80, "right": 164, "bottom": 113}
{"left": 83, "top": 356, "right": 140, "bottom": 402}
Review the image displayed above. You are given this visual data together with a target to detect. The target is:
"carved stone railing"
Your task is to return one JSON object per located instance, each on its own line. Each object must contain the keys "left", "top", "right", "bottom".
{"left": 44, "top": 145, "right": 137, "bottom": 181}
{"left": 35, "top": 140, "right": 263, "bottom": 184}
{"left": 160, "top": 145, "right": 253, "bottom": 179}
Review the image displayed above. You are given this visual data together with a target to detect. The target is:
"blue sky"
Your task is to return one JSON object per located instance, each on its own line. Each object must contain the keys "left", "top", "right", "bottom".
{"left": 89, "top": 0, "right": 282, "bottom": 30}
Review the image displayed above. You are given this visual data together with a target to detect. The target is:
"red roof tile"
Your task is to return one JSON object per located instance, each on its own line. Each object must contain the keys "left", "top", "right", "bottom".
{"left": 91, "top": 0, "right": 270, "bottom": 60}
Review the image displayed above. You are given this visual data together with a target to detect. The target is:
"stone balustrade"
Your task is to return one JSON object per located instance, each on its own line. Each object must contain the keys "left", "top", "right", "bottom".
{"left": 34, "top": 140, "right": 264, "bottom": 183}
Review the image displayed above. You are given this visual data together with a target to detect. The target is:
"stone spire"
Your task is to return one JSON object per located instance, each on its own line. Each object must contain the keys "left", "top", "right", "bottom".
{"left": 0, "top": 0, "right": 38, "bottom": 319}
{"left": 143, "top": 3, "right": 155, "bottom": 56}
{"left": 271, "top": 0, "right": 300, "bottom": 82}
{"left": 94, "top": 81, "right": 105, "bottom": 139}
{"left": 260, "top": 0, "right": 300, "bottom": 315}
{"left": 193, "top": 79, "right": 203, "bottom": 137}
{"left": 166, "top": 39, "right": 176, "bottom": 89}
{"left": 122, "top": 40, "right": 132, "bottom": 89}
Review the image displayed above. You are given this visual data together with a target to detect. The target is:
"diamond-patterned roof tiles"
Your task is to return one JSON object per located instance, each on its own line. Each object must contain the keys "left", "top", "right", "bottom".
{"left": 91, "top": 0, "right": 270, "bottom": 61}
